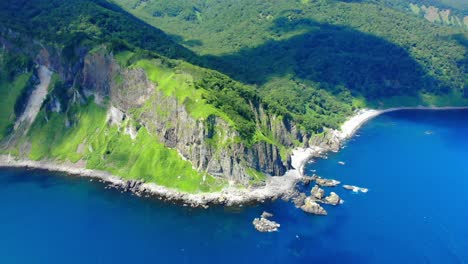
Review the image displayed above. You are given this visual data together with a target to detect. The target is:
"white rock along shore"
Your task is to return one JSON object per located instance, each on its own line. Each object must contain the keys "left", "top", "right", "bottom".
{"left": 1, "top": 106, "right": 467, "bottom": 206}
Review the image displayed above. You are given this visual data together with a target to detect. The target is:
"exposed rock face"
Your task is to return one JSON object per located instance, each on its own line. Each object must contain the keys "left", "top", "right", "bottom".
{"left": 1, "top": 37, "right": 349, "bottom": 188}
{"left": 301, "top": 175, "right": 314, "bottom": 185}
{"left": 324, "top": 192, "right": 342, "bottom": 205}
{"left": 300, "top": 197, "right": 327, "bottom": 215}
{"left": 316, "top": 178, "right": 341, "bottom": 187}
{"left": 309, "top": 129, "right": 341, "bottom": 152}
{"left": 253, "top": 212, "right": 280, "bottom": 232}
{"left": 311, "top": 185, "right": 325, "bottom": 200}
{"left": 64, "top": 47, "right": 297, "bottom": 184}
{"left": 293, "top": 192, "right": 307, "bottom": 208}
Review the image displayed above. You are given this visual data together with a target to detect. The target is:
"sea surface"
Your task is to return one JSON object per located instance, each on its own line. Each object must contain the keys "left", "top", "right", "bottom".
{"left": 1, "top": 110, "right": 467, "bottom": 263}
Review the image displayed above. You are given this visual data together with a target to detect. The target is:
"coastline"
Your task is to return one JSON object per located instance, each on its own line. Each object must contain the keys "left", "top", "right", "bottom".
{"left": 0, "top": 155, "right": 302, "bottom": 207}
{"left": 1, "top": 106, "right": 467, "bottom": 206}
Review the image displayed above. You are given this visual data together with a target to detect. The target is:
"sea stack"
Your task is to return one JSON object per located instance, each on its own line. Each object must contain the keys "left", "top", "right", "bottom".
{"left": 253, "top": 212, "right": 280, "bottom": 232}
{"left": 324, "top": 192, "right": 342, "bottom": 205}
{"left": 311, "top": 185, "right": 325, "bottom": 200}
{"left": 300, "top": 197, "right": 328, "bottom": 215}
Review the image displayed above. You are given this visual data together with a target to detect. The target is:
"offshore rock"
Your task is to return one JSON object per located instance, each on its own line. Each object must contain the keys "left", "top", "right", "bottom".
{"left": 311, "top": 185, "right": 325, "bottom": 200}
{"left": 316, "top": 177, "right": 341, "bottom": 187}
{"left": 292, "top": 193, "right": 307, "bottom": 208}
{"left": 300, "top": 197, "right": 327, "bottom": 215}
{"left": 324, "top": 192, "right": 342, "bottom": 205}
{"left": 301, "top": 175, "right": 315, "bottom": 185}
{"left": 253, "top": 212, "right": 280, "bottom": 232}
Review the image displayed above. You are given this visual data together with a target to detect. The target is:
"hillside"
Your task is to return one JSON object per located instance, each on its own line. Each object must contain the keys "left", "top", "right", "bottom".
{"left": 0, "top": 0, "right": 314, "bottom": 193}
{"left": 0, "top": 0, "right": 467, "bottom": 194}
{"left": 113, "top": 0, "right": 467, "bottom": 103}
{"left": 375, "top": 0, "right": 468, "bottom": 29}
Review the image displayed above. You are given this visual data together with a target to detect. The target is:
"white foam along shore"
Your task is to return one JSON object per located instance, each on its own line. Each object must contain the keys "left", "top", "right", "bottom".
{"left": 288, "top": 106, "right": 468, "bottom": 179}
{"left": 338, "top": 106, "right": 468, "bottom": 141}
{"left": 0, "top": 155, "right": 302, "bottom": 207}
{"left": 1, "top": 106, "right": 468, "bottom": 206}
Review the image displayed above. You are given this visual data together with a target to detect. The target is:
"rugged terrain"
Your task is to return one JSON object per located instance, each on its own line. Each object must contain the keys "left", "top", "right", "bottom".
{"left": 0, "top": 0, "right": 466, "bottom": 197}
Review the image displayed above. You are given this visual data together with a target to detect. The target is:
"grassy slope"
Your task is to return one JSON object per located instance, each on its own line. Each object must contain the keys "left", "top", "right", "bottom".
{"left": 132, "top": 59, "right": 230, "bottom": 121}
{"left": 0, "top": 73, "right": 32, "bottom": 141}
{"left": 27, "top": 101, "right": 224, "bottom": 193}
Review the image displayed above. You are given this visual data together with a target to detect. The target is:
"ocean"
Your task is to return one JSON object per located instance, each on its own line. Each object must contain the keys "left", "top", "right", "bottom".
{"left": 0, "top": 109, "right": 467, "bottom": 263}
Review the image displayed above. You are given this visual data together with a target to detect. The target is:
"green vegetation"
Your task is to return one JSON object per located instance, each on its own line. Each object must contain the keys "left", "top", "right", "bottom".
{"left": 28, "top": 100, "right": 224, "bottom": 193}
{"left": 0, "top": 51, "right": 33, "bottom": 140}
{"left": 126, "top": 53, "right": 260, "bottom": 141}
{"left": 3, "top": 0, "right": 465, "bottom": 139}
{"left": 370, "top": 91, "right": 468, "bottom": 108}
{"left": 246, "top": 168, "right": 267, "bottom": 186}
{"left": 132, "top": 59, "right": 221, "bottom": 120}
{"left": 0, "top": 0, "right": 467, "bottom": 191}
{"left": 112, "top": 0, "right": 467, "bottom": 129}
{"left": 0, "top": 0, "right": 196, "bottom": 62}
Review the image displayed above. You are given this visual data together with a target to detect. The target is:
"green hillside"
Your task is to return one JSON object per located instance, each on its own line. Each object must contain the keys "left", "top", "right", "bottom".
{"left": 0, "top": 0, "right": 467, "bottom": 192}
{"left": 113, "top": 0, "right": 467, "bottom": 105}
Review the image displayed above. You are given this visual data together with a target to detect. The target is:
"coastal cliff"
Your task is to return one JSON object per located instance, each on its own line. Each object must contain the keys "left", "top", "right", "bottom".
{"left": 0, "top": 35, "right": 320, "bottom": 193}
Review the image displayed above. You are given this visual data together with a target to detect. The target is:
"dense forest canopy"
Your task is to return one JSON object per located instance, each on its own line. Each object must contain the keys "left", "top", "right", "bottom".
{"left": 112, "top": 0, "right": 467, "bottom": 96}
{"left": 0, "top": 0, "right": 467, "bottom": 137}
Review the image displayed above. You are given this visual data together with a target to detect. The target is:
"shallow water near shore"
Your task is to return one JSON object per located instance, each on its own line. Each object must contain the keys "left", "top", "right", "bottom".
{"left": 1, "top": 109, "right": 468, "bottom": 263}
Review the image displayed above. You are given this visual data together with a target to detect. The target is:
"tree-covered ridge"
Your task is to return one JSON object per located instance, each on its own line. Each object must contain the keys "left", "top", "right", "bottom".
{"left": 114, "top": 0, "right": 466, "bottom": 98}
{"left": 0, "top": 0, "right": 356, "bottom": 137}
{"left": 0, "top": 0, "right": 467, "bottom": 137}
{"left": 372, "top": 0, "right": 468, "bottom": 29}
{"left": 0, "top": 0, "right": 196, "bottom": 61}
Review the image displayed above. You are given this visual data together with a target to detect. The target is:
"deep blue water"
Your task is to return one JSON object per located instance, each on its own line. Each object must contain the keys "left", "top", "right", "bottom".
{"left": 1, "top": 110, "right": 468, "bottom": 263}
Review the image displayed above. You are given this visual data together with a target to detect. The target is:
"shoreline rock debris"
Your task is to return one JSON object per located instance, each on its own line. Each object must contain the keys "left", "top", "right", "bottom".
{"left": 323, "top": 192, "right": 342, "bottom": 205}
{"left": 316, "top": 177, "right": 341, "bottom": 187}
{"left": 253, "top": 211, "right": 280, "bottom": 232}
{"left": 300, "top": 197, "right": 327, "bottom": 215}
{"left": 311, "top": 185, "right": 325, "bottom": 200}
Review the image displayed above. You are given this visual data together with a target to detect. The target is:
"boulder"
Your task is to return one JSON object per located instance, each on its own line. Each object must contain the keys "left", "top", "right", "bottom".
{"left": 301, "top": 176, "right": 314, "bottom": 185}
{"left": 311, "top": 185, "right": 325, "bottom": 200}
{"left": 253, "top": 217, "right": 280, "bottom": 232}
{"left": 316, "top": 178, "right": 341, "bottom": 187}
{"left": 292, "top": 193, "right": 307, "bottom": 208}
{"left": 324, "top": 192, "right": 342, "bottom": 205}
{"left": 300, "top": 197, "right": 327, "bottom": 215}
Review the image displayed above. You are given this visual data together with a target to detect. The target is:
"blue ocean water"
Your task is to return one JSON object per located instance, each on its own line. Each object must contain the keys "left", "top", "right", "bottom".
{"left": 1, "top": 110, "right": 467, "bottom": 263}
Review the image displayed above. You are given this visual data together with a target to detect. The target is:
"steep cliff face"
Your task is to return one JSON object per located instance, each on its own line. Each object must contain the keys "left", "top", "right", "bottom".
{"left": 0, "top": 33, "right": 344, "bottom": 190}
{"left": 81, "top": 49, "right": 297, "bottom": 184}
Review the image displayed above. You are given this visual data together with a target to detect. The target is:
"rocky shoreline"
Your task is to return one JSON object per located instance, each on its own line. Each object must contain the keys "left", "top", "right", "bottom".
{"left": 0, "top": 155, "right": 304, "bottom": 208}
{"left": 1, "top": 107, "right": 467, "bottom": 207}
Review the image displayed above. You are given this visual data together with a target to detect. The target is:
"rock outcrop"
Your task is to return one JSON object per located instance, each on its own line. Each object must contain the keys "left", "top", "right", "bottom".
{"left": 324, "top": 192, "right": 342, "bottom": 205}
{"left": 316, "top": 178, "right": 341, "bottom": 187}
{"left": 292, "top": 192, "right": 307, "bottom": 208}
{"left": 0, "top": 33, "right": 352, "bottom": 195}
{"left": 300, "top": 197, "right": 327, "bottom": 215}
{"left": 253, "top": 211, "right": 280, "bottom": 232}
{"left": 311, "top": 185, "right": 325, "bottom": 200}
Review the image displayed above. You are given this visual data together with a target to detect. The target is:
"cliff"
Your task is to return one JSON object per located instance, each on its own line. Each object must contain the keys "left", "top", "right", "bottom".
{"left": 1, "top": 37, "right": 317, "bottom": 192}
